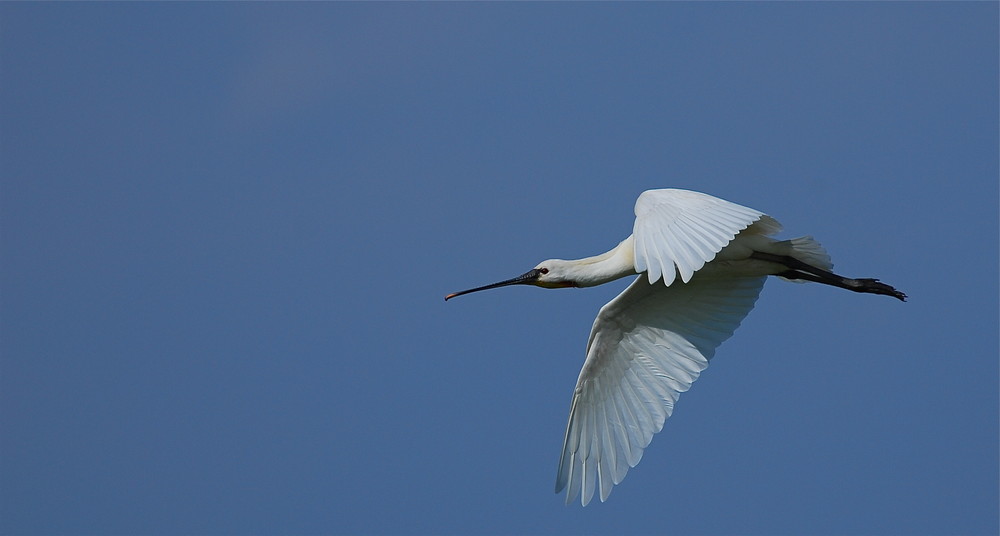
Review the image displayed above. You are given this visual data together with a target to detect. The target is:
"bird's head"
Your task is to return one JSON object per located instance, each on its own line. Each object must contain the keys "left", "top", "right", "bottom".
{"left": 444, "top": 259, "right": 577, "bottom": 301}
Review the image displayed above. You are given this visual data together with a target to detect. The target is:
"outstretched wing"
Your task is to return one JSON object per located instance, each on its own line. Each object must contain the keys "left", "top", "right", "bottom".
{"left": 554, "top": 274, "right": 767, "bottom": 506}
{"left": 632, "top": 189, "right": 781, "bottom": 285}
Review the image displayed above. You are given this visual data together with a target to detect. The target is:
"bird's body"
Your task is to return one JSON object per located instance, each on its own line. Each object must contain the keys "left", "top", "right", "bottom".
{"left": 445, "top": 188, "right": 905, "bottom": 506}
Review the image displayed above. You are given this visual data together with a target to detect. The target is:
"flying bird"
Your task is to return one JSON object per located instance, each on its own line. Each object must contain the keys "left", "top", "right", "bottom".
{"left": 445, "top": 188, "right": 905, "bottom": 506}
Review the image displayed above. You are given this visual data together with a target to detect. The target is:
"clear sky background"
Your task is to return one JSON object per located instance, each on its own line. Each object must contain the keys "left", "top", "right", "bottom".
{"left": 2, "top": 4, "right": 997, "bottom": 535}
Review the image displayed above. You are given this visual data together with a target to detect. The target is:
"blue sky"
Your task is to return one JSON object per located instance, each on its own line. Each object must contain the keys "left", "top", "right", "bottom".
{"left": 2, "top": 3, "right": 997, "bottom": 535}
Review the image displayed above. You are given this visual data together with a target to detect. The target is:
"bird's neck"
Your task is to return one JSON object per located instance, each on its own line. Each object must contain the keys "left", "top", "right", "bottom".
{"left": 566, "top": 236, "right": 637, "bottom": 287}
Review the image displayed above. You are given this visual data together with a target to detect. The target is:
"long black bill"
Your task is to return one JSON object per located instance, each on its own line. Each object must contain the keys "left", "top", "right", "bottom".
{"left": 444, "top": 269, "right": 543, "bottom": 301}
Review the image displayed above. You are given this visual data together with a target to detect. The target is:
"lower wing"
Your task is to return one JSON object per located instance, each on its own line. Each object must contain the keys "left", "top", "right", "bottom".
{"left": 555, "top": 273, "right": 767, "bottom": 505}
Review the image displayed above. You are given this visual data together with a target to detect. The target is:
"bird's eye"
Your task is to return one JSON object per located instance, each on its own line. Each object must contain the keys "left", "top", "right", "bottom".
{"left": 539, "top": 268, "right": 549, "bottom": 274}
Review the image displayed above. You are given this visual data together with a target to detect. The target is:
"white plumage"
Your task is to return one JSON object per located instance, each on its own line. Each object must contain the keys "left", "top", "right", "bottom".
{"left": 445, "top": 188, "right": 905, "bottom": 506}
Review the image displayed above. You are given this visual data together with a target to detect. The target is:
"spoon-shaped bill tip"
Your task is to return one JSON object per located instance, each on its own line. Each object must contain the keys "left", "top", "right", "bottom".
{"left": 444, "top": 268, "right": 542, "bottom": 301}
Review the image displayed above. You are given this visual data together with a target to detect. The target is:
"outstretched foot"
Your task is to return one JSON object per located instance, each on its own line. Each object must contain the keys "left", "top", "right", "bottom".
{"left": 847, "top": 278, "right": 907, "bottom": 302}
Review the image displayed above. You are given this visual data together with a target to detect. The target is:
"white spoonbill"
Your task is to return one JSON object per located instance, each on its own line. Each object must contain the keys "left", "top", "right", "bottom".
{"left": 445, "top": 188, "right": 906, "bottom": 506}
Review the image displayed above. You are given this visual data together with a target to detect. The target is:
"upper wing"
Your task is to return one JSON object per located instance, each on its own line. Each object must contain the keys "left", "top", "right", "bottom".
{"left": 632, "top": 189, "right": 781, "bottom": 285}
{"left": 554, "top": 273, "right": 767, "bottom": 506}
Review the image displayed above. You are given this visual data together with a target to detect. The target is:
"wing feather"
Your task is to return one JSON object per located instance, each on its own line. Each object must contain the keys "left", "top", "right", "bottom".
{"left": 633, "top": 189, "right": 773, "bottom": 285}
{"left": 605, "top": 392, "right": 632, "bottom": 482}
{"left": 612, "top": 386, "right": 644, "bottom": 467}
{"left": 597, "top": 393, "right": 616, "bottom": 501}
{"left": 555, "top": 273, "right": 766, "bottom": 505}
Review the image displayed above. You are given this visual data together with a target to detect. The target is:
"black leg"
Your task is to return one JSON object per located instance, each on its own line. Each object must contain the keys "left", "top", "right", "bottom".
{"left": 754, "top": 252, "right": 907, "bottom": 301}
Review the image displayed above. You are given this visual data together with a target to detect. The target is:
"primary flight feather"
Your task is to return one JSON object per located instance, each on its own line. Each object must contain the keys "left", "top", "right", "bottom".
{"left": 445, "top": 188, "right": 905, "bottom": 506}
